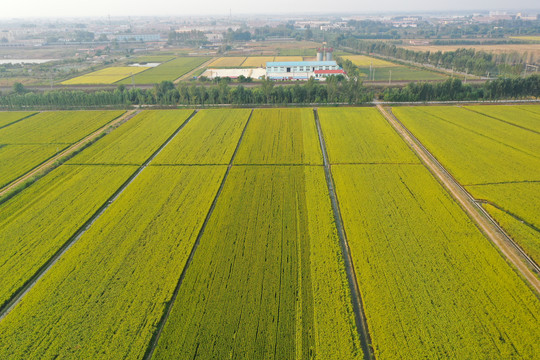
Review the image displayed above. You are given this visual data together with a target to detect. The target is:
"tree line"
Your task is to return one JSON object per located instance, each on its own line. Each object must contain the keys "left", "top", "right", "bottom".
{"left": 382, "top": 75, "right": 540, "bottom": 102}
{"left": 341, "top": 39, "right": 532, "bottom": 76}
{"left": 0, "top": 78, "right": 372, "bottom": 109}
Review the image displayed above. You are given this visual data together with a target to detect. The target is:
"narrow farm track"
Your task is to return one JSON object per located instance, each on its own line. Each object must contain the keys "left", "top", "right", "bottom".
{"left": 313, "top": 108, "right": 375, "bottom": 360}
{"left": 174, "top": 57, "right": 217, "bottom": 83}
{"left": 0, "top": 110, "right": 139, "bottom": 198}
{"left": 143, "top": 109, "right": 254, "bottom": 360}
{"left": 377, "top": 104, "right": 540, "bottom": 294}
{"left": 0, "top": 110, "right": 198, "bottom": 321}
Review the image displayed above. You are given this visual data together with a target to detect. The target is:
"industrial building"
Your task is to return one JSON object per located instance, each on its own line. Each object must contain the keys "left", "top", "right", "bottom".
{"left": 265, "top": 46, "right": 346, "bottom": 81}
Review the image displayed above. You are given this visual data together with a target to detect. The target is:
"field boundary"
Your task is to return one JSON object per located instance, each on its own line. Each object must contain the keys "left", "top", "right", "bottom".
{"left": 461, "top": 106, "right": 540, "bottom": 135}
{"left": 377, "top": 104, "right": 540, "bottom": 294}
{"left": 0, "top": 112, "right": 39, "bottom": 130}
{"left": 0, "top": 110, "right": 139, "bottom": 198}
{"left": 143, "top": 109, "right": 254, "bottom": 360}
{"left": 313, "top": 108, "right": 375, "bottom": 360}
{"left": 0, "top": 110, "right": 197, "bottom": 321}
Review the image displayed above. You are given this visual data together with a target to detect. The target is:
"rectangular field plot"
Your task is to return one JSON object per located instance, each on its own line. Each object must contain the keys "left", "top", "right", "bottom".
{"left": 392, "top": 106, "right": 540, "bottom": 184}
{"left": 207, "top": 57, "right": 247, "bottom": 67}
{"left": 68, "top": 110, "right": 193, "bottom": 165}
{"left": 0, "top": 166, "right": 226, "bottom": 359}
{"left": 333, "top": 164, "right": 540, "bottom": 359}
{"left": 0, "top": 144, "right": 59, "bottom": 187}
{"left": 61, "top": 66, "right": 150, "bottom": 85}
{"left": 0, "top": 165, "right": 137, "bottom": 309}
{"left": 318, "top": 107, "right": 420, "bottom": 164}
{"left": 0, "top": 110, "right": 124, "bottom": 144}
{"left": 152, "top": 166, "right": 361, "bottom": 360}
{"left": 152, "top": 109, "right": 251, "bottom": 165}
{"left": 241, "top": 56, "right": 274, "bottom": 67}
{"left": 118, "top": 57, "right": 210, "bottom": 84}
{"left": 0, "top": 111, "right": 36, "bottom": 128}
{"left": 341, "top": 55, "right": 399, "bottom": 67}
{"left": 234, "top": 108, "right": 322, "bottom": 165}
{"left": 419, "top": 106, "right": 539, "bottom": 157}
{"left": 465, "top": 105, "right": 540, "bottom": 133}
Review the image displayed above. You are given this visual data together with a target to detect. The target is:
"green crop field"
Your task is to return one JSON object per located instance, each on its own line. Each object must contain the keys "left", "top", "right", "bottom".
{"left": 318, "top": 108, "right": 420, "bottom": 164}
{"left": 0, "top": 166, "right": 226, "bottom": 359}
{"left": 393, "top": 105, "right": 540, "bottom": 269}
{"left": 152, "top": 109, "right": 251, "bottom": 165}
{"left": 0, "top": 106, "right": 538, "bottom": 360}
{"left": 0, "top": 165, "right": 137, "bottom": 308}
{"left": 0, "top": 111, "right": 36, "bottom": 128}
{"left": 235, "top": 108, "right": 322, "bottom": 164}
{"left": 0, "top": 111, "right": 123, "bottom": 188}
{"left": 67, "top": 110, "right": 192, "bottom": 165}
{"left": 153, "top": 166, "right": 361, "bottom": 359}
{"left": 333, "top": 164, "right": 540, "bottom": 359}
{"left": 118, "top": 57, "right": 210, "bottom": 84}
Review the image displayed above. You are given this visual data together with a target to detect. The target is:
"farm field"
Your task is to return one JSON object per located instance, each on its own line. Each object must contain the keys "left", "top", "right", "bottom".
{"left": 0, "top": 144, "right": 59, "bottom": 187}
{"left": 235, "top": 108, "right": 322, "bottom": 165}
{"left": 318, "top": 108, "right": 419, "bottom": 164}
{"left": 393, "top": 105, "right": 540, "bottom": 266}
{"left": 0, "top": 106, "right": 538, "bottom": 360}
{"left": 465, "top": 105, "right": 540, "bottom": 133}
{"left": 130, "top": 55, "right": 175, "bottom": 63}
{"left": 0, "top": 166, "right": 227, "bottom": 359}
{"left": 0, "top": 111, "right": 35, "bottom": 128}
{"left": 341, "top": 54, "right": 446, "bottom": 81}
{"left": 67, "top": 110, "right": 193, "bottom": 165}
{"left": 152, "top": 109, "right": 251, "bottom": 165}
{"left": 241, "top": 56, "right": 274, "bottom": 67}
{"left": 207, "top": 56, "right": 247, "bottom": 68}
{"left": 153, "top": 166, "right": 361, "bottom": 359}
{"left": 61, "top": 66, "right": 150, "bottom": 85}
{"left": 0, "top": 164, "right": 137, "bottom": 308}
{"left": 118, "top": 57, "right": 210, "bottom": 84}
{"left": 273, "top": 55, "right": 304, "bottom": 62}
{"left": 0, "top": 110, "right": 123, "bottom": 187}
{"left": 332, "top": 164, "right": 540, "bottom": 359}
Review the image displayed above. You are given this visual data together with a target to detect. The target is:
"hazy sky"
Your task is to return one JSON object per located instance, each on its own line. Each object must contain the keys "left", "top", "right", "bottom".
{"left": 1, "top": 0, "right": 539, "bottom": 18}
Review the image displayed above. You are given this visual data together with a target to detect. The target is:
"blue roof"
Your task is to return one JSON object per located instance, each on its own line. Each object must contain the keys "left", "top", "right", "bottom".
{"left": 266, "top": 61, "right": 337, "bottom": 67}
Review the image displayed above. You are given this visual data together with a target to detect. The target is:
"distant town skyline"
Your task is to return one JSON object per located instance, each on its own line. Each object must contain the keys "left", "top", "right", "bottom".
{"left": 1, "top": 0, "right": 540, "bottom": 18}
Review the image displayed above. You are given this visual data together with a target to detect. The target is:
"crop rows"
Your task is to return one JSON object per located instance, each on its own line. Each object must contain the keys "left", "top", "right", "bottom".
{"left": 118, "top": 57, "right": 210, "bottom": 84}
{"left": 393, "top": 105, "right": 540, "bottom": 266}
{"left": 235, "top": 108, "right": 322, "bottom": 165}
{"left": 332, "top": 164, "right": 540, "bottom": 359}
{"left": 318, "top": 107, "right": 419, "bottom": 164}
{"left": 152, "top": 109, "right": 251, "bottom": 164}
{"left": 0, "top": 111, "right": 36, "bottom": 128}
{"left": 153, "top": 166, "right": 361, "bottom": 359}
{"left": 465, "top": 105, "right": 540, "bottom": 133}
{"left": 0, "top": 110, "right": 124, "bottom": 188}
{"left": 0, "top": 166, "right": 227, "bottom": 359}
{"left": 0, "top": 164, "right": 137, "bottom": 308}
{"left": 68, "top": 110, "right": 193, "bottom": 165}
{"left": 61, "top": 66, "right": 150, "bottom": 85}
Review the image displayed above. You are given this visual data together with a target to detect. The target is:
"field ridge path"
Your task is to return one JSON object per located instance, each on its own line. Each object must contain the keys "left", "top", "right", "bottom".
{"left": 143, "top": 109, "right": 254, "bottom": 360}
{"left": 0, "top": 110, "right": 139, "bottom": 198}
{"left": 377, "top": 104, "right": 540, "bottom": 294}
{"left": 313, "top": 108, "right": 375, "bottom": 360}
{"left": 0, "top": 109, "right": 198, "bottom": 321}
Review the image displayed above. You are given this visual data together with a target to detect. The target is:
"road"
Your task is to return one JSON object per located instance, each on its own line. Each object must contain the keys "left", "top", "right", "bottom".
{"left": 376, "top": 104, "right": 540, "bottom": 295}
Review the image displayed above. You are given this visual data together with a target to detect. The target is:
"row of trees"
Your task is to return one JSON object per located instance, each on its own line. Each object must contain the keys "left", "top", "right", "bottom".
{"left": 0, "top": 78, "right": 372, "bottom": 109}
{"left": 341, "top": 39, "right": 529, "bottom": 76}
{"left": 382, "top": 75, "right": 540, "bottom": 102}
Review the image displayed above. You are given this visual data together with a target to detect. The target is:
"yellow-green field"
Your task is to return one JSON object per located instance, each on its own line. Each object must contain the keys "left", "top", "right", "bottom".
{"left": 241, "top": 56, "right": 275, "bottom": 67}
{"left": 61, "top": 67, "right": 150, "bottom": 85}
{"left": 207, "top": 57, "right": 247, "bottom": 68}
{"left": 509, "top": 36, "right": 540, "bottom": 42}
{"left": 341, "top": 55, "right": 400, "bottom": 67}
{"left": 273, "top": 56, "right": 304, "bottom": 62}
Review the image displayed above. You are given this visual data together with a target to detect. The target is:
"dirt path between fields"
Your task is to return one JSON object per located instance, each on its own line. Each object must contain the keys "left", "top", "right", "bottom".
{"left": 377, "top": 104, "right": 540, "bottom": 295}
{"left": 174, "top": 57, "right": 217, "bottom": 84}
{"left": 0, "top": 110, "right": 139, "bottom": 198}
